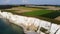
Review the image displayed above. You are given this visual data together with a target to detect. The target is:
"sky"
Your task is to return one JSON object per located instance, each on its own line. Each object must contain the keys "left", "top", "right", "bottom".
{"left": 0, "top": 0, "right": 60, "bottom": 5}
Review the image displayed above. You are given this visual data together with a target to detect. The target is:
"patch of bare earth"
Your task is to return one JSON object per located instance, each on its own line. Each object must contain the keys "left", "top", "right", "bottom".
{"left": 46, "top": 6, "right": 60, "bottom": 10}
{"left": 5, "top": 7, "right": 40, "bottom": 13}
{"left": 54, "top": 16, "right": 60, "bottom": 21}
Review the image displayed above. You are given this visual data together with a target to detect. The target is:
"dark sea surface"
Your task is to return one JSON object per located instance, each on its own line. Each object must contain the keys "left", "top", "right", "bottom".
{"left": 0, "top": 18, "right": 25, "bottom": 34}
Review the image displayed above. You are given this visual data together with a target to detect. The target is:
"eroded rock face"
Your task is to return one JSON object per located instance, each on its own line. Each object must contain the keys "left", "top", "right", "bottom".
{"left": 0, "top": 11, "right": 60, "bottom": 34}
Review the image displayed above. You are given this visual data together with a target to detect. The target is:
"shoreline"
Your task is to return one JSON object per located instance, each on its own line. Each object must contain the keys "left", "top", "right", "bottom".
{"left": 0, "top": 15, "right": 25, "bottom": 34}
{"left": 0, "top": 11, "right": 60, "bottom": 34}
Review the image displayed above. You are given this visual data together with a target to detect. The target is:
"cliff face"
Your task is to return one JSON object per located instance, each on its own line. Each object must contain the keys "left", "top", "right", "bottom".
{"left": 0, "top": 11, "right": 60, "bottom": 34}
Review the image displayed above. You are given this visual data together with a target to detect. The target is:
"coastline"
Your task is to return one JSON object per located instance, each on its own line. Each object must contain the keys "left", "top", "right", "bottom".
{"left": 0, "top": 15, "right": 25, "bottom": 34}
{"left": 0, "top": 11, "right": 60, "bottom": 34}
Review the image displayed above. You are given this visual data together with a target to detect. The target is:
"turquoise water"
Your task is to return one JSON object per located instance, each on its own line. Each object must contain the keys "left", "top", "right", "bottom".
{"left": 0, "top": 18, "right": 25, "bottom": 34}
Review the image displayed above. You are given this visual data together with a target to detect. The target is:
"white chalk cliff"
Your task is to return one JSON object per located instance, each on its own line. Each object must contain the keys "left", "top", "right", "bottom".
{"left": 0, "top": 11, "right": 60, "bottom": 34}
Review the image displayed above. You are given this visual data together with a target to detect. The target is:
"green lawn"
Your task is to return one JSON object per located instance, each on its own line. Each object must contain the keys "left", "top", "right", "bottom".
{"left": 41, "top": 11, "right": 60, "bottom": 19}
{"left": 21, "top": 10, "right": 56, "bottom": 17}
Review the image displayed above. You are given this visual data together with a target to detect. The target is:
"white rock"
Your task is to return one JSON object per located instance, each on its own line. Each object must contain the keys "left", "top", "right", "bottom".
{"left": 50, "top": 24, "right": 60, "bottom": 34}
{"left": 40, "top": 20, "right": 51, "bottom": 30}
{"left": 56, "top": 28, "right": 60, "bottom": 34}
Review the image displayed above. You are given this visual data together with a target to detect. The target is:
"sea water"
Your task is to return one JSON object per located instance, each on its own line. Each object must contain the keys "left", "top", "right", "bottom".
{"left": 0, "top": 18, "right": 25, "bottom": 34}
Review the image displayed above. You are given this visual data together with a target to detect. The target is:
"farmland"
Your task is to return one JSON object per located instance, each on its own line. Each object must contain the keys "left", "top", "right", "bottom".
{"left": 20, "top": 10, "right": 56, "bottom": 17}
{"left": 1, "top": 6, "right": 60, "bottom": 24}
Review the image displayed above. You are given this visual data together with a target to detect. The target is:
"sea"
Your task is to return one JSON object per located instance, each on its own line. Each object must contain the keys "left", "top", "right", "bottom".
{"left": 0, "top": 17, "right": 25, "bottom": 34}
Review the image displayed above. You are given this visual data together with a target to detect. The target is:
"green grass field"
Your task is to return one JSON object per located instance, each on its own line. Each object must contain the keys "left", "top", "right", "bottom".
{"left": 41, "top": 11, "right": 60, "bottom": 19}
{"left": 21, "top": 10, "right": 56, "bottom": 17}
{"left": 4, "top": 9, "right": 57, "bottom": 18}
